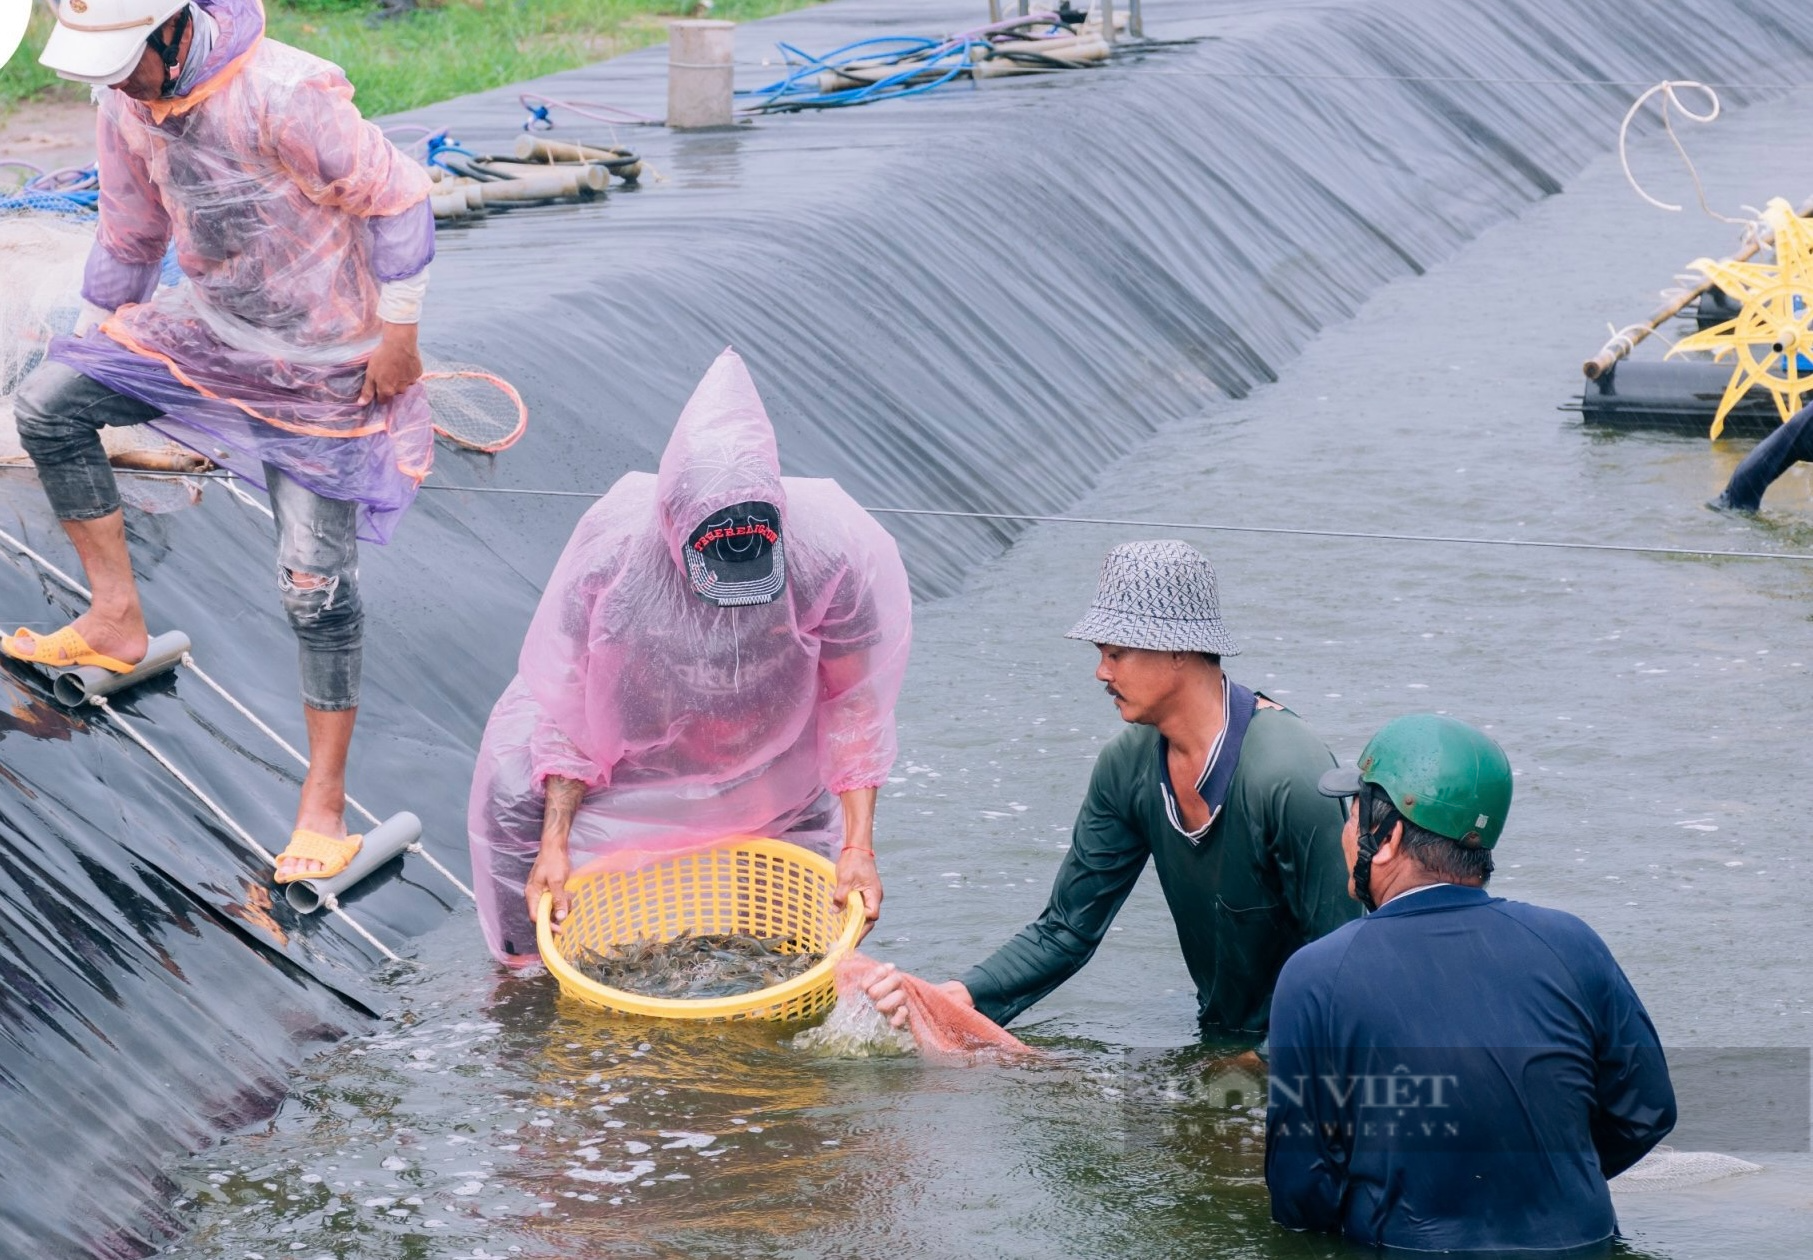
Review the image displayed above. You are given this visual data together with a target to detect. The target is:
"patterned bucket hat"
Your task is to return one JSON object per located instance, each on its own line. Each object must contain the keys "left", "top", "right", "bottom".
{"left": 1064, "top": 540, "right": 1241, "bottom": 656}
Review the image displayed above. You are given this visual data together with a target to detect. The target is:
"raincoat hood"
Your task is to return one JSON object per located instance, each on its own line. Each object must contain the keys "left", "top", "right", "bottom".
{"left": 468, "top": 351, "right": 914, "bottom": 966}
{"left": 187, "top": 0, "right": 265, "bottom": 95}
{"left": 655, "top": 348, "right": 788, "bottom": 579}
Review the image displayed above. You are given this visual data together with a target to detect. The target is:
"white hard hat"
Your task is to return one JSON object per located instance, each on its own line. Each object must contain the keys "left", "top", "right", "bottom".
{"left": 39, "top": 0, "right": 190, "bottom": 87}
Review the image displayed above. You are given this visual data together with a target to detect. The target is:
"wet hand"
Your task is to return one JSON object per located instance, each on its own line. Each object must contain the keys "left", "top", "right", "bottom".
{"left": 865, "top": 965, "right": 972, "bottom": 1030}
{"left": 524, "top": 845, "right": 572, "bottom": 935}
{"left": 865, "top": 963, "right": 910, "bottom": 1027}
{"left": 833, "top": 846, "right": 882, "bottom": 941}
{"left": 359, "top": 322, "right": 422, "bottom": 405}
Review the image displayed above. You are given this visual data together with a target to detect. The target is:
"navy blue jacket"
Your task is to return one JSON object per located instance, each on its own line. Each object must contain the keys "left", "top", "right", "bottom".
{"left": 1265, "top": 884, "right": 1675, "bottom": 1254}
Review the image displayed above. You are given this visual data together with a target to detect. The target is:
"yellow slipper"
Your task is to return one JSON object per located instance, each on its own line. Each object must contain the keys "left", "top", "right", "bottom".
{"left": 2, "top": 625, "right": 136, "bottom": 674}
{"left": 273, "top": 829, "right": 364, "bottom": 885}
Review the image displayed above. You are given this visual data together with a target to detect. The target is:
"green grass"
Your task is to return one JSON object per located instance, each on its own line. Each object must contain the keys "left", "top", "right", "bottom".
{"left": 1, "top": 2, "right": 78, "bottom": 112}
{"left": 3, "top": 0, "right": 822, "bottom": 120}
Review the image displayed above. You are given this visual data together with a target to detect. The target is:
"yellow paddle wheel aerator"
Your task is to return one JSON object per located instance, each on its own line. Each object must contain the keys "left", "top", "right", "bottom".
{"left": 1669, "top": 197, "right": 1813, "bottom": 438}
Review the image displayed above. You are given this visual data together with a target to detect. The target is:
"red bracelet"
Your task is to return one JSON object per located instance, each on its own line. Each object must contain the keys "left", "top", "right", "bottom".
{"left": 841, "top": 844, "right": 874, "bottom": 854}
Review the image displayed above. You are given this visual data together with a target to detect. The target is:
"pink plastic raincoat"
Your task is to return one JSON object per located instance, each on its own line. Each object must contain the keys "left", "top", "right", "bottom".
{"left": 50, "top": 0, "right": 435, "bottom": 542}
{"left": 468, "top": 350, "right": 913, "bottom": 963}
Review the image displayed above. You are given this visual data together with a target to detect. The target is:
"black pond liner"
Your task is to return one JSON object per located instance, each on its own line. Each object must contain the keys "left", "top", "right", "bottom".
{"left": 3, "top": 0, "right": 1810, "bottom": 1251}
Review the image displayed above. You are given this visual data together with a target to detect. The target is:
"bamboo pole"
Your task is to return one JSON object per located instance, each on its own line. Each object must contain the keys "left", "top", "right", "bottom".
{"left": 513, "top": 135, "right": 634, "bottom": 165}
{"left": 107, "top": 447, "right": 212, "bottom": 473}
{"left": 1582, "top": 195, "right": 1813, "bottom": 380}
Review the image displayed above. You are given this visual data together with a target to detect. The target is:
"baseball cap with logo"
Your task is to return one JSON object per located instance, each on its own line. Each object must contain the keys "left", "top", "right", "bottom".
{"left": 39, "top": 0, "right": 188, "bottom": 87}
{"left": 684, "top": 500, "right": 786, "bottom": 607}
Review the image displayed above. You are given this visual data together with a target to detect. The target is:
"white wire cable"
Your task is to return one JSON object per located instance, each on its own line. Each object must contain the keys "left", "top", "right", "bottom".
{"left": 857, "top": 506, "right": 1813, "bottom": 562}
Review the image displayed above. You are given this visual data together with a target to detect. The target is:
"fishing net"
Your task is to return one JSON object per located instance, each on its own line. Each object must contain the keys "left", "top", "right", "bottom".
{"left": 0, "top": 218, "right": 205, "bottom": 514}
{"left": 1611, "top": 1146, "right": 1763, "bottom": 1193}
{"left": 0, "top": 217, "right": 87, "bottom": 418}
{"left": 794, "top": 953, "right": 1032, "bottom": 1059}
{"left": 421, "top": 365, "right": 528, "bottom": 452}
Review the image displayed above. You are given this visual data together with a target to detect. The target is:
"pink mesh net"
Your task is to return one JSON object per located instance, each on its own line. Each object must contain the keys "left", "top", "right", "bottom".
{"left": 833, "top": 954, "right": 1032, "bottom": 1058}
{"left": 468, "top": 349, "right": 913, "bottom": 963}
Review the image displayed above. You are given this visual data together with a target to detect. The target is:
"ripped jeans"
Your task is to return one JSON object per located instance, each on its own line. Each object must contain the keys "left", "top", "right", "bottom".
{"left": 13, "top": 361, "right": 363, "bottom": 710}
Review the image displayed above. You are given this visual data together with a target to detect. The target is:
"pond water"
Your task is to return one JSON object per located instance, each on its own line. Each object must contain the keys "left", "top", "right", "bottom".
{"left": 147, "top": 69, "right": 1813, "bottom": 1260}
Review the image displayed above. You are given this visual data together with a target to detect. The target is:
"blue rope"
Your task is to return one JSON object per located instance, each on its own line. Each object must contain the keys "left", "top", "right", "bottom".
{"left": 0, "top": 189, "right": 99, "bottom": 215}
{"left": 0, "top": 163, "right": 101, "bottom": 218}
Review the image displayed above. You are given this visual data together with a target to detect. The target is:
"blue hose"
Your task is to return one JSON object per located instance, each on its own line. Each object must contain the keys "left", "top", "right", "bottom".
{"left": 423, "top": 132, "right": 475, "bottom": 173}
{"left": 742, "top": 35, "right": 991, "bottom": 112}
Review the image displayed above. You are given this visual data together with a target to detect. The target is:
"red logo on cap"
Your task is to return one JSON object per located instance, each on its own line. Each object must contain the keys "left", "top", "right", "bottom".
{"left": 693, "top": 523, "right": 779, "bottom": 552}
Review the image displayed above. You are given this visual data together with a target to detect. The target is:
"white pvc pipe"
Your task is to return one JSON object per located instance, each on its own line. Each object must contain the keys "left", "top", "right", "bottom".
{"left": 50, "top": 630, "right": 190, "bottom": 706}
{"left": 284, "top": 811, "right": 423, "bottom": 915}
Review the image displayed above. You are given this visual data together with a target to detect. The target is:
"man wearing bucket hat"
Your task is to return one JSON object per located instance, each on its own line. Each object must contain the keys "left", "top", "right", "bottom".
{"left": 869, "top": 540, "right": 1358, "bottom": 1042}
{"left": 1265, "top": 714, "right": 1675, "bottom": 1254}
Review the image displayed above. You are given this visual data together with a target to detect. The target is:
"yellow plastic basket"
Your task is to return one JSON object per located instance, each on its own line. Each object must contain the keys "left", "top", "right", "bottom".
{"left": 535, "top": 835, "right": 864, "bottom": 1022}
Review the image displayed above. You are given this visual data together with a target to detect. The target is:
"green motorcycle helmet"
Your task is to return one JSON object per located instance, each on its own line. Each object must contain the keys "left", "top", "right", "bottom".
{"left": 1317, "top": 713, "right": 1513, "bottom": 849}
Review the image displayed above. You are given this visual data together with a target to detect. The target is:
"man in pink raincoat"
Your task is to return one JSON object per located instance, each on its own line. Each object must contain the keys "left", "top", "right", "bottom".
{"left": 7, "top": 0, "right": 435, "bottom": 884}
{"left": 467, "top": 350, "right": 913, "bottom": 964}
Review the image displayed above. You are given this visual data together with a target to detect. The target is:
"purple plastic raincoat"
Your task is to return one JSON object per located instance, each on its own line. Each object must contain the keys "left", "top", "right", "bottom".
{"left": 49, "top": 0, "right": 436, "bottom": 543}
{"left": 467, "top": 350, "right": 913, "bottom": 964}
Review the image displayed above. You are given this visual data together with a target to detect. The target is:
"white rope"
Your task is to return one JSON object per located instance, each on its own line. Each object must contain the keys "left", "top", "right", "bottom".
{"left": 1131, "top": 70, "right": 1805, "bottom": 90}
{"left": 89, "top": 695, "right": 399, "bottom": 962}
{"left": 179, "top": 654, "right": 375, "bottom": 821}
{"left": 0, "top": 524, "right": 91, "bottom": 599}
{"left": 403, "top": 842, "right": 476, "bottom": 900}
{"left": 219, "top": 474, "right": 274, "bottom": 521}
{"left": 32, "top": 476, "right": 1813, "bottom": 563}
{"left": 1618, "top": 80, "right": 1755, "bottom": 228}
{"left": 1600, "top": 321, "right": 1655, "bottom": 360}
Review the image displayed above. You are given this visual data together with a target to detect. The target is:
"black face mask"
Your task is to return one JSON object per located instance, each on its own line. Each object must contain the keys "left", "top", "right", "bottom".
{"left": 1351, "top": 784, "right": 1397, "bottom": 913}
{"left": 145, "top": 6, "right": 193, "bottom": 99}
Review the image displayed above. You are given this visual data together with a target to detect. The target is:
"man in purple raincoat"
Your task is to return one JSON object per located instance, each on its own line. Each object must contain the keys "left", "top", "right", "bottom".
{"left": 7, "top": 0, "right": 436, "bottom": 884}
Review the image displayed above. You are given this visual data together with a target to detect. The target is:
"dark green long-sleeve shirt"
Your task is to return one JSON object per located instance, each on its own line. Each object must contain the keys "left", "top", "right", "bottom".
{"left": 962, "top": 697, "right": 1360, "bottom": 1041}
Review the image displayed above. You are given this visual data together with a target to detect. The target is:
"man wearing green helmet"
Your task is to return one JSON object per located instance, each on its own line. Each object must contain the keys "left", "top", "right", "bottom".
{"left": 1265, "top": 714, "right": 1676, "bottom": 1254}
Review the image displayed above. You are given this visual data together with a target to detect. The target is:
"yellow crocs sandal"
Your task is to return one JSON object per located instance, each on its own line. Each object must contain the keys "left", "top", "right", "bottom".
{"left": 2, "top": 626, "right": 136, "bottom": 674}
{"left": 273, "top": 829, "right": 365, "bottom": 885}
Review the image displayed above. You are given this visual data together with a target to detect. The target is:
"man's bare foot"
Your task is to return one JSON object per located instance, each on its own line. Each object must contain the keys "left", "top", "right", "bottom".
{"left": 67, "top": 608, "right": 149, "bottom": 668}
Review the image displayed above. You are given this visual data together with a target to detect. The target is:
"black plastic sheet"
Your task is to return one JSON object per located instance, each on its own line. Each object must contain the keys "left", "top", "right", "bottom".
{"left": 2, "top": 0, "right": 1809, "bottom": 1251}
